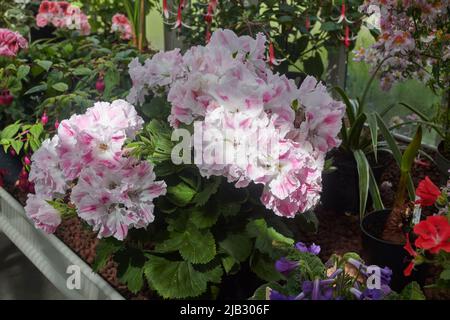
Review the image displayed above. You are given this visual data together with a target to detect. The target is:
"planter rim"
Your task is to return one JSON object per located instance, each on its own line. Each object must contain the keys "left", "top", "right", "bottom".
{"left": 0, "top": 187, "right": 124, "bottom": 300}
{"left": 360, "top": 209, "right": 404, "bottom": 247}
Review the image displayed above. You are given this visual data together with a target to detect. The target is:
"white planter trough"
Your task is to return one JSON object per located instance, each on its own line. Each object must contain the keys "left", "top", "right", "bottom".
{"left": 0, "top": 187, "right": 124, "bottom": 300}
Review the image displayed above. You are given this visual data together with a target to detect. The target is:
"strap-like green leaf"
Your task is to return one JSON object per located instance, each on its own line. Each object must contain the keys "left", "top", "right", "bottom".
{"left": 367, "top": 112, "right": 378, "bottom": 161}
{"left": 353, "top": 150, "right": 369, "bottom": 219}
{"left": 334, "top": 86, "right": 356, "bottom": 125}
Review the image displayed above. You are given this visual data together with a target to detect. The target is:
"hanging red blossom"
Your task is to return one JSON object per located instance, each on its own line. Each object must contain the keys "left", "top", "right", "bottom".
{"left": 414, "top": 215, "right": 450, "bottom": 254}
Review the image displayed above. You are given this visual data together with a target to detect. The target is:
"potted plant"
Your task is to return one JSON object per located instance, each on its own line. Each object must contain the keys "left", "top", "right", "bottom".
{"left": 361, "top": 126, "right": 427, "bottom": 290}
{"left": 357, "top": 1, "right": 450, "bottom": 178}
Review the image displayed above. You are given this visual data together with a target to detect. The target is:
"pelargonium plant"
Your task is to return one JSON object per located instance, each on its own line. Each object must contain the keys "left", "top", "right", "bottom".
{"left": 111, "top": 13, "right": 133, "bottom": 41}
{"left": 36, "top": 1, "right": 91, "bottom": 35}
{"left": 403, "top": 176, "right": 450, "bottom": 290}
{"left": 128, "top": 28, "right": 345, "bottom": 218}
{"left": 24, "top": 99, "right": 167, "bottom": 240}
{"left": 0, "top": 28, "right": 27, "bottom": 57}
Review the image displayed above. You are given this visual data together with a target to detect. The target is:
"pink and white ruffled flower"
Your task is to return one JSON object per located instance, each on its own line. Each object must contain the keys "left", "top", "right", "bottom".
{"left": 57, "top": 99, "right": 143, "bottom": 180}
{"left": 71, "top": 160, "right": 166, "bottom": 240}
{"left": 36, "top": 1, "right": 91, "bottom": 35}
{"left": 29, "top": 136, "right": 67, "bottom": 198}
{"left": 111, "top": 13, "right": 133, "bottom": 40}
{"left": 24, "top": 194, "right": 62, "bottom": 234}
{"left": 128, "top": 29, "right": 345, "bottom": 218}
{"left": 0, "top": 28, "right": 28, "bottom": 57}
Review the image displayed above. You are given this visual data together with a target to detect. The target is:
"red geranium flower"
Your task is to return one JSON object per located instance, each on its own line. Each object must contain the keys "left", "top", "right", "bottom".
{"left": 403, "top": 234, "right": 417, "bottom": 277}
{"left": 415, "top": 176, "right": 441, "bottom": 207}
{"left": 414, "top": 215, "right": 450, "bottom": 254}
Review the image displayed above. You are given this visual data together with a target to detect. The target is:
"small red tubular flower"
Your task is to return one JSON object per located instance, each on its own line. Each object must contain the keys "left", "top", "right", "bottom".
{"left": 344, "top": 25, "right": 351, "bottom": 48}
{"left": 414, "top": 215, "right": 450, "bottom": 254}
{"left": 174, "top": 2, "right": 183, "bottom": 29}
{"left": 403, "top": 234, "right": 418, "bottom": 277}
{"left": 163, "top": 0, "right": 169, "bottom": 19}
{"left": 305, "top": 15, "right": 311, "bottom": 31}
{"left": 415, "top": 176, "right": 441, "bottom": 207}
{"left": 268, "top": 42, "right": 279, "bottom": 66}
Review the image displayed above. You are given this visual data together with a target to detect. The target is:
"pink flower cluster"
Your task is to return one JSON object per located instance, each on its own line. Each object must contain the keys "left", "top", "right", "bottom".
{"left": 0, "top": 28, "right": 28, "bottom": 57}
{"left": 111, "top": 13, "right": 133, "bottom": 40}
{"left": 36, "top": 1, "right": 91, "bottom": 35}
{"left": 128, "top": 29, "right": 345, "bottom": 218}
{"left": 25, "top": 100, "right": 167, "bottom": 240}
{"left": 356, "top": 0, "right": 449, "bottom": 90}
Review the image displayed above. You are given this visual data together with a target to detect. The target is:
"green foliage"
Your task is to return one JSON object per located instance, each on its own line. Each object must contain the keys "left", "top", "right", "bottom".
{"left": 93, "top": 238, "right": 123, "bottom": 271}
{"left": 46, "top": 199, "right": 77, "bottom": 218}
{"left": 144, "top": 256, "right": 219, "bottom": 299}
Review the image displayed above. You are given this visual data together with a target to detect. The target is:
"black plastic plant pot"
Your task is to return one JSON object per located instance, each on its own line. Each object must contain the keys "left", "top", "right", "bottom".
{"left": 0, "top": 148, "right": 22, "bottom": 188}
{"left": 321, "top": 153, "right": 360, "bottom": 214}
{"left": 361, "top": 210, "right": 427, "bottom": 292}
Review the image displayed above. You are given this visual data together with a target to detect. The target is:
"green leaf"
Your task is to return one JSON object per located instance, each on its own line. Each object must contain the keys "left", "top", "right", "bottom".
{"left": 376, "top": 113, "right": 415, "bottom": 201}
{"left": 46, "top": 199, "right": 77, "bottom": 218}
{"left": 334, "top": 87, "right": 356, "bottom": 125}
{"left": 29, "top": 123, "right": 44, "bottom": 139}
{"left": 72, "top": 67, "right": 93, "bottom": 76}
{"left": 155, "top": 226, "right": 216, "bottom": 264}
{"left": 367, "top": 112, "right": 378, "bottom": 161}
{"left": 368, "top": 167, "right": 384, "bottom": 211}
{"left": 353, "top": 150, "right": 369, "bottom": 219}
{"left": 167, "top": 182, "right": 197, "bottom": 207}
{"left": 399, "top": 281, "right": 425, "bottom": 300}
{"left": 10, "top": 140, "right": 23, "bottom": 155}
{"left": 251, "top": 252, "right": 282, "bottom": 282}
{"left": 205, "top": 265, "right": 223, "bottom": 284}
{"left": 144, "top": 256, "right": 209, "bottom": 299}
{"left": 348, "top": 113, "right": 367, "bottom": 150}
{"left": 321, "top": 21, "right": 340, "bottom": 31}
{"left": 219, "top": 233, "right": 252, "bottom": 262}
{"left": 295, "top": 210, "right": 319, "bottom": 233}
{"left": 52, "top": 82, "right": 69, "bottom": 92}
{"left": 17, "top": 65, "right": 30, "bottom": 79}
{"left": 250, "top": 282, "right": 284, "bottom": 300}
{"left": 192, "top": 176, "right": 221, "bottom": 207}
{"left": 115, "top": 249, "right": 146, "bottom": 294}
{"left": 304, "top": 54, "right": 324, "bottom": 79}
{"left": 103, "top": 67, "right": 120, "bottom": 98}
{"left": 190, "top": 206, "right": 220, "bottom": 229}
{"left": 93, "top": 238, "right": 123, "bottom": 271}
{"left": 246, "top": 219, "right": 294, "bottom": 258}
{"left": 141, "top": 96, "right": 171, "bottom": 119}
{"left": 24, "top": 83, "right": 48, "bottom": 95}
{"left": 287, "top": 251, "right": 325, "bottom": 279}
{"left": 36, "top": 60, "right": 53, "bottom": 71}
{"left": 439, "top": 269, "right": 450, "bottom": 280}
{"left": 1, "top": 123, "right": 21, "bottom": 140}
{"left": 398, "top": 102, "right": 430, "bottom": 122}
{"left": 119, "top": 264, "right": 144, "bottom": 294}
{"left": 217, "top": 202, "right": 241, "bottom": 217}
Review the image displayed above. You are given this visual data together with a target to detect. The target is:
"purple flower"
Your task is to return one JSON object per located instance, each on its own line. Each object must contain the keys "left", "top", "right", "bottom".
{"left": 269, "top": 289, "right": 295, "bottom": 300}
{"left": 309, "top": 243, "right": 321, "bottom": 255}
{"left": 295, "top": 241, "right": 321, "bottom": 255}
{"left": 361, "top": 285, "right": 391, "bottom": 300}
{"left": 275, "top": 257, "right": 299, "bottom": 276}
{"left": 350, "top": 287, "right": 362, "bottom": 300}
{"left": 295, "top": 242, "right": 309, "bottom": 253}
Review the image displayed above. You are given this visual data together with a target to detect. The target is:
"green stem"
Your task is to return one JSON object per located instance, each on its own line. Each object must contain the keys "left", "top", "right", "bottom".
{"left": 360, "top": 56, "right": 391, "bottom": 110}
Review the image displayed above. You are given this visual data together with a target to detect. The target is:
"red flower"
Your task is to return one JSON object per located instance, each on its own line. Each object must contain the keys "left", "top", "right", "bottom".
{"left": 344, "top": 25, "right": 350, "bottom": 48}
{"left": 404, "top": 261, "right": 415, "bottom": 277}
{"left": 415, "top": 176, "right": 441, "bottom": 207}
{"left": 404, "top": 233, "right": 417, "bottom": 257}
{"left": 414, "top": 215, "right": 450, "bottom": 254}
{"left": 163, "top": 0, "right": 169, "bottom": 19}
